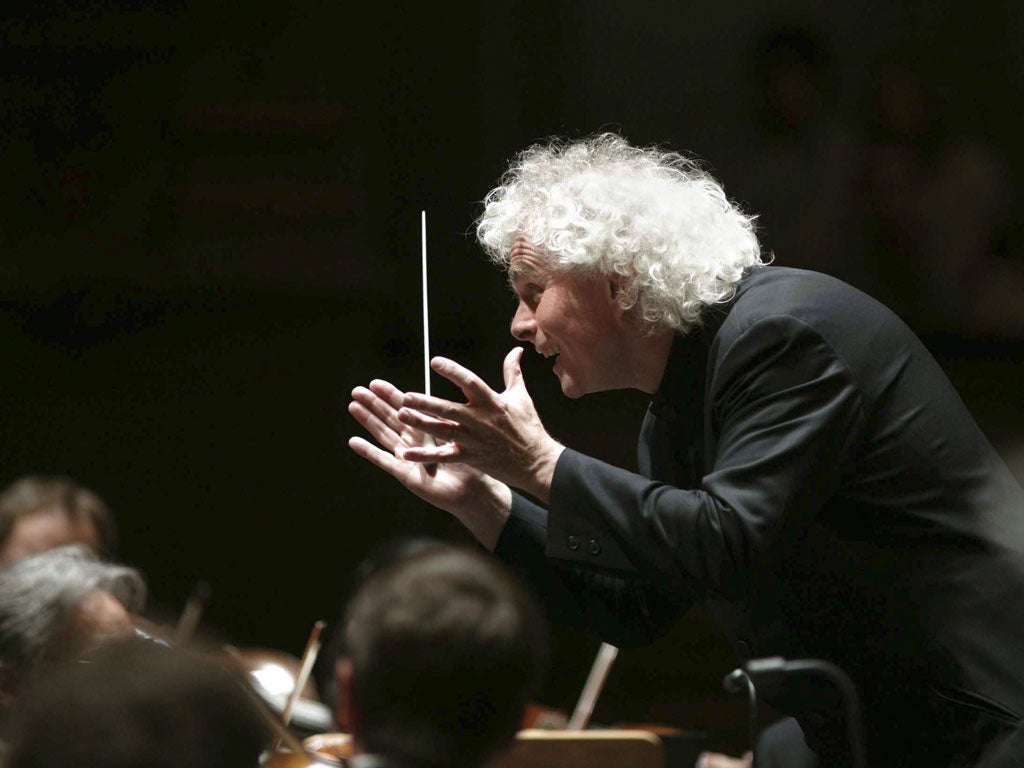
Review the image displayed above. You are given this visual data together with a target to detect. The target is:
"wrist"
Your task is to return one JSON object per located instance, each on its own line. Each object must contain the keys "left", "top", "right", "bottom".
{"left": 456, "top": 476, "right": 513, "bottom": 551}
{"left": 525, "top": 439, "right": 564, "bottom": 505}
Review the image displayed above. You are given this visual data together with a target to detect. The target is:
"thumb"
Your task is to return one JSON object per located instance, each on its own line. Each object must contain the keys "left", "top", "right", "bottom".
{"left": 502, "top": 346, "right": 526, "bottom": 392}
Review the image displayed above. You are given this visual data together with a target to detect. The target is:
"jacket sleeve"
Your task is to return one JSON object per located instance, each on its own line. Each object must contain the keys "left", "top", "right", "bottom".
{"left": 494, "top": 491, "right": 693, "bottom": 647}
{"left": 546, "top": 314, "right": 866, "bottom": 600}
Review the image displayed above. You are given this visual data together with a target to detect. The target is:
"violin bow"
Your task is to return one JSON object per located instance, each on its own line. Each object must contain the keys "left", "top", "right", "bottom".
{"left": 237, "top": 671, "right": 340, "bottom": 766}
{"left": 173, "top": 580, "right": 211, "bottom": 647}
{"left": 566, "top": 641, "right": 620, "bottom": 730}
{"left": 279, "top": 620, "right": 327, "bottom": 734}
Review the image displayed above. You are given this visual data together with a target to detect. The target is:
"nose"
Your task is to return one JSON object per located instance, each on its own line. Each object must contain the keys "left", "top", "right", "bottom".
{"left": 511, "top": 301, "right": 535, "bottom": 342}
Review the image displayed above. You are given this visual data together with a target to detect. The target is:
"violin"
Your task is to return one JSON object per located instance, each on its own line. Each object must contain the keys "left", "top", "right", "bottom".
{"left": 223, "top": 646, "right": 320, "bottom": 699}
{"left": 135, "top": 585, "right": 341, "bottom": 765}
{"left": 239, "top": 677, "right": 347, "bottom": 767}
{"left": 301, "top": 734, "right": 355, "bottom": 763}
{"left": 223, "top": 644, "right": 331, "bottom": 732}
{"left": 261, "top": 754, "right": 339, "bottom": 768}
{"left": 261, "top": 753, "right": 344, "bottom": 768}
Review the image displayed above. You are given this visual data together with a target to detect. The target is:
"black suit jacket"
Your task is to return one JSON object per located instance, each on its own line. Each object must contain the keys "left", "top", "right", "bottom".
{"left": 496, "top": 266, "right": 1024, "bottom": 766}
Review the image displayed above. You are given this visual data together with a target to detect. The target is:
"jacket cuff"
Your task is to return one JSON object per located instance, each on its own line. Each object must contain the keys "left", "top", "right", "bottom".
{"left": 546, "top": 448, "right": 635, "bottom": 572}
{"left": 495, "top": 491, "right": 548, "bottom": 559}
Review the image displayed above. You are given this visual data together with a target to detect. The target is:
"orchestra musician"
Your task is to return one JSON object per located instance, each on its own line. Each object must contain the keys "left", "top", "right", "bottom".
{"left": 332, "top": 541, "right": 548, "bottom": 768}
{"left": 0, "top": 545, "right": 145, "bottom": 714}
{"left": 0, "top": 475, "right": 118, "bottom": 566}
{"left": 0, "top": 547, "right": 328, "bottom": 767}
{"left": 349, "top": 132, "right": 1024, "bottom": 767}
{"left": 3, "top": 638, "right": 269, "bottom": 768}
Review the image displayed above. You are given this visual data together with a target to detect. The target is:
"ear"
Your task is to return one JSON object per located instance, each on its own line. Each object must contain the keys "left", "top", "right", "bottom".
{"left": 607, "top": 275, "right": 628, "bottom": 317}
{"left": 334, "top": 658, "right": 356, "bottom": 734}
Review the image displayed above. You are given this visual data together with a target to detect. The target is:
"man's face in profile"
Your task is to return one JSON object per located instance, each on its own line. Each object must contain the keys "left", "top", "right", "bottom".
{"left": 507, "top": 237, "right": 627, "bottom": 399}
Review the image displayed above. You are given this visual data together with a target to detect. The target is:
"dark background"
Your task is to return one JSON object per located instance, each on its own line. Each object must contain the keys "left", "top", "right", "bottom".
{"left": 3, "top": 0, "right": 1023, "bottom": 755}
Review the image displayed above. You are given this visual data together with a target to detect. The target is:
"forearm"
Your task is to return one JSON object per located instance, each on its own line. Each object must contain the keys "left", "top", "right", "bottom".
{"left": 548, "top": 448, "right": 746, "bottom": 592}
{"left": 496, "top": 491, "right": 691, "bottom": 646}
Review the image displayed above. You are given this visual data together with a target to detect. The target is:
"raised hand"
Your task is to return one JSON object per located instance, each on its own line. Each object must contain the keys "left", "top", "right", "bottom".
{"left": 395, "top": 347, "right": 564, "bottom": 503}
{"left": 348, "top": 378, "right": 512, "bottom": 549}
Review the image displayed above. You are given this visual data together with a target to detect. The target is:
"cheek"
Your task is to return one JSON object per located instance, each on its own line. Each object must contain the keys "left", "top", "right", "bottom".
{"left": 537, "top": 291, "right": 580, "bottom": 335}
{"left": 531, "top": 303, "right": 557, "bottom": 337}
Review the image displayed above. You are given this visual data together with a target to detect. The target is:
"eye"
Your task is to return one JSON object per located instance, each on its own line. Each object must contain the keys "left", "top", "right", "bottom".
{"left": 525, "top": 284, "right": 544, "bottom": 306}
{"left": 513, "top": 282, "right": 543, "bottom": 309}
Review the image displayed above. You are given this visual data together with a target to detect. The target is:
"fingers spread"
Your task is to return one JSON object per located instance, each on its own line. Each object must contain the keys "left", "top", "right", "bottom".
{"left": 401, "top": 440, "right": 462, "bottom": 463}
{"left": 351, "top": 388, "right": 406, "bottom": 439}
{"left": 402, "top": 391, "right": 465, "bottom": 422}
{"left": 431, "top": 357, "right": 498, "bottom": 405}
{"left": 348, "top": 436, "right": 403, "bottom": 476}
{"left": 368, "top": 379, "right": 406, "bottom": 409}
{"left": 398, "top": 405, "right": 460, "bottom": 441}
{"left": 349, "top": 401, "right": 402, "bottom": 452}
{"left": 502, "top": 346, "right": 525, "bottom": 391}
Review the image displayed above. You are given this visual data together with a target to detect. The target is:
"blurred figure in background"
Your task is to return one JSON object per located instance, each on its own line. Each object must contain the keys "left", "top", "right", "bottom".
{"left": 728, "top": 22, "right": 860, "bottom": 283}
{"left": 848, "top": 55, "right": 1024, "bottom": 337}
{"left": 0, "top": 545, "right": 145, "bottom": 712}
{"left": 0, "top": 475, "right": 118, "bottom": 565}
{"left": 4, "top": 638, "right": 269, "bottom": 768}
{"left": 315, "top": 535, "right": 450, "bottom": 709}
{"left": 333, "top": 542, "right": 549, "bottom": 768}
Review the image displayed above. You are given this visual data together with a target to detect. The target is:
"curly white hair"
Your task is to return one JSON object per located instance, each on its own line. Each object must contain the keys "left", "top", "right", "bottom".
{"left": 476, "top": 133, "right": 764, "bottom": 332}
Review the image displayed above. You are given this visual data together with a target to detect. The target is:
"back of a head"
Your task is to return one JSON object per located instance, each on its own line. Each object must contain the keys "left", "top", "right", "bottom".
{"left": 0, "top": 545, "right": 146, "bottom": 689}
{"left": 341, "top": 543, "right": 548, "bottom": 768}
{"left": 5, "top": 638, "right": 270, "bottom": 768}
{"left": 0, "top": 475, "right": 118, "bottom": 563}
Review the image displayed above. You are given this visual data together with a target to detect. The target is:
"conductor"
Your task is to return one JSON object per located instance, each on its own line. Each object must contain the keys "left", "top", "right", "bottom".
{"left": 349, "top": 132, "right": 1024, "bottom": 767}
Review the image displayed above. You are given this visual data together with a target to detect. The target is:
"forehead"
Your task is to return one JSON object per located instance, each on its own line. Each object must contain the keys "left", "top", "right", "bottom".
{"left": 0, "top": 508, "right": 101, "bottom": 565}
{"left": 507, "top": 237, "right": 554, "bottom": 283}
